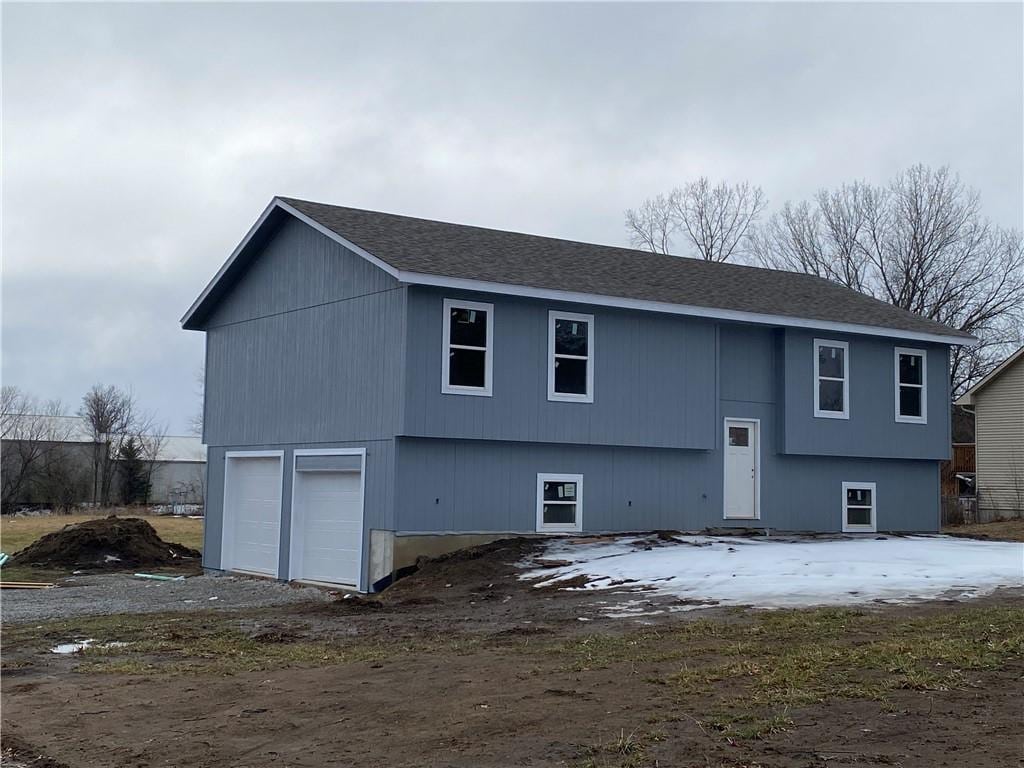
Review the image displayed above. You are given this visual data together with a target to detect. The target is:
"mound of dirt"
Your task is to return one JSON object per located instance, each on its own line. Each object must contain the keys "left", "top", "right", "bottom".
{"left": 10, "top": 516, "right": 200, "bottom": 570}
{"left": 380, "top": 537, "right": 542, "bottom": 605}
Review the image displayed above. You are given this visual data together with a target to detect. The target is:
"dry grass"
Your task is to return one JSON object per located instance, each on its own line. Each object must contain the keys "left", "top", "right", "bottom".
{"left": 556, "top": 604, "right": 1024, "bottom": 741}
{"left": 943, "top": 517, "right": 1024, "bottom": 542}
{"left": 0, "top": 510, "right": 204, "bottom": 555}
{"left": 3, "top": 610, "right": 487, "bottom": 676}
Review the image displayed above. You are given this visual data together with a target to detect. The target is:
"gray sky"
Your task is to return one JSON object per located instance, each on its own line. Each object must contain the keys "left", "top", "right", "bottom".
{"left": 3, "top": 2, "right": 1022, "bottom": 434}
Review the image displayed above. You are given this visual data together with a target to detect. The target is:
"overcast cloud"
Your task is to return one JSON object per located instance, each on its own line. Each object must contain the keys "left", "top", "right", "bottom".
{"left": 2, "top": 2, "right": 1021, "bottom": 433}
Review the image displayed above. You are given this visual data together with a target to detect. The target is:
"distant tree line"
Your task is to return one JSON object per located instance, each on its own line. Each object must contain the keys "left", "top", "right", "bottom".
{"left": 1, "top": 384, "right": 167, "bottom": 512}
{"left": 625, "top": 165, "right": 1024, "bottom": 396}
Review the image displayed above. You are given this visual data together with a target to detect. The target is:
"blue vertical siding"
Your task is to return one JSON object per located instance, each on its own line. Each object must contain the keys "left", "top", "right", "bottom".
{"left": 393, "top": 436, "right": 939, "bottom": 534}
{"left": 779, "top": 329, "right": 951, "bottom": 459}
{"left": 202, "top": 217, "right": 406, "bottom": 447}
{"left": 402, "top": 287, "right": 718, "bottom": 449}
{"left": 199, "top": 216, "right": 406, "bottom": 584}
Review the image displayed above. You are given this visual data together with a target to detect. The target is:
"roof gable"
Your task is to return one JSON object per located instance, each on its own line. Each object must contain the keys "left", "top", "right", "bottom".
{"left": 183, "top": 196, "right": 975, "bottom": 344}
{"left": 956, "top": 346, "right": 1024, "bottom": 405}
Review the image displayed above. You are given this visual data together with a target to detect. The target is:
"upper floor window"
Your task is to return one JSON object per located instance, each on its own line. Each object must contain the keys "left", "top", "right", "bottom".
{"left": 894, "top": 347, "right": 927, "bottom": 424}
{"left": 548, "top": 311, "right": 594, "bottom": 403}
{"left": 442, "top": 298, "right": 492, "bottom": 396}
{"left": 813, "top": 339, "right": 849, "bottom": 419}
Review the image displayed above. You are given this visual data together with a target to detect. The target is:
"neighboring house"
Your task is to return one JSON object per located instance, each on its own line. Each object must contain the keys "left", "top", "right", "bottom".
{"left": 182, "top": 197, "right": 973, "bottom": 591}
{"left": 956, "top": 347, "right": 1024, "bottom": 520}
{"left": 0, "top": 415, "right": 206, "bottom": 508}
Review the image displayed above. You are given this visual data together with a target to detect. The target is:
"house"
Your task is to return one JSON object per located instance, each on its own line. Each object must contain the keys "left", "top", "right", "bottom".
{"left": 182, "top": 197, "right": 974, "bottom": 591}
{"left": 956, "top": 347, "right": 1024, "bottom": 520}
{"left": 0, "top": 415, "right": 206, "bottom": 510}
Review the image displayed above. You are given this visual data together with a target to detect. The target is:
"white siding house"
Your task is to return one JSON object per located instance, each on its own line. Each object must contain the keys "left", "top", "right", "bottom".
{"left": 957, "top": 347, "right": 1024, "bottom": 519}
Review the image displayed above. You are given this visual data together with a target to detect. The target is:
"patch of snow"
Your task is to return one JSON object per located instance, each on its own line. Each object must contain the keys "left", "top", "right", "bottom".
{"left": 51, "top": 639, "right": 96, "bottom": 654}
{"left": 521, "top": 535, "right": 1024, "bottom": 614}
{"left": 103, "top": 555, "right": 121, "bottom": 563}
{"left": 50, "top": 639, "right": 129, "bottom": 654}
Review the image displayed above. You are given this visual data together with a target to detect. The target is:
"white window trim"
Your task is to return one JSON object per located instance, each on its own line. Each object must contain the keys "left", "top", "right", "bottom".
{"left": 536, "top": 473, "right": 583, "bottom": 533}
{"left": 441, "top": 298, "right": 493, "bottom": 396}
{"left": 894, "top": 347, "right": 927, "bottom": 424}
{"left": 842, "top": 481, "right": 877, "bottom": 533}
{"left": 547, "top": 310, "right": 594, "bottom": 403}
{"left": 287, "top": 448, "right": 366, "bottom": 591}
{"left": 813, "top": 338, "right": 850, "bottom": 420}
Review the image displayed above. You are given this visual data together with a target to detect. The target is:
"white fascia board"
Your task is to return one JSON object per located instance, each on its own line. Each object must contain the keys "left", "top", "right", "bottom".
{"left": 397, "top": 271, "right": 976, "bottom": 346}
{"left": 274, "top": 199, "right": 401, "bottom": 280}
{"left": 181, "top": 199, "right": 280, "bottom": 326}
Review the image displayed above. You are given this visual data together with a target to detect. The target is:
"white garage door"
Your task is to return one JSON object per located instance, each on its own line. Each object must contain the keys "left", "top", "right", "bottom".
{"left": 222, "top": 454, "right": 283, "bottom": 577}
{"left": 290, "top": 455, "right": 364, "bottom": 588}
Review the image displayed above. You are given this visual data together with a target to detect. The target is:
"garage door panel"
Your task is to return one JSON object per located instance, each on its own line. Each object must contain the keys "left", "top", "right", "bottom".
{"left": 224, "top": 455, "right": 283, "bottom": 577}
{"left": 292, "top": 466, "right": 363, "bottom": 587}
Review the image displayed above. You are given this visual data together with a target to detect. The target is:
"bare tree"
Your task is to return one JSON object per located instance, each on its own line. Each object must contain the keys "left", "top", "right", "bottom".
{"left": 750, "top": 166, "right": 1024, "bottom": 395}
{"left": 626, "top": 178, "right": 766, "bottom": 262}
{"left": 0, "top": 385, "right": 24, "bottom": 439}
{"left": 35, "top": 443, "right": 91, "bottom": 512}
{"left": 1, "top": 387, "right": 74, "bottom": 511}
{"left": 138, "top": 423, "right": 168, "bottom": 506}
{"left": 78, "top": 384, "right": 137, "bottom": 506}
{"left": 188, "top": 366, "right": 204, "bottom": 439}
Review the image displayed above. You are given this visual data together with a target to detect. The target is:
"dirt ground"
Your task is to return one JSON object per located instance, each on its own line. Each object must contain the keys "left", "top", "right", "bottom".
{"left": 3, "top": 537, "right": 1023, "bottom": 768}
{"left": 944, "top": 517, "right": 1024, "bottom": 542}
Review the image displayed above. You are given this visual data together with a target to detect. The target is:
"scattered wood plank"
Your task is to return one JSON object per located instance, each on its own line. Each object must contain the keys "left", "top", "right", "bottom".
{"left": 0, "top": 581, "right": 56, "bottom": 589}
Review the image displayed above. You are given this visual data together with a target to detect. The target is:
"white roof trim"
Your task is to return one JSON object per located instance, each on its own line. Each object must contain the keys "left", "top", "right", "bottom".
{"left": 274, "top": 199, "right": 401, "bottom": 280}
{"left": 181, "top": 199, "right": 279, "bottom": 326}
{"left": 955, "top": 345, "right": 1024, "bottom": 404}
{"left": 399, "top": 271, "right": 973, "bottom": 346}
{"left": 181, "top": 198, "right": 976, "bottom": 346}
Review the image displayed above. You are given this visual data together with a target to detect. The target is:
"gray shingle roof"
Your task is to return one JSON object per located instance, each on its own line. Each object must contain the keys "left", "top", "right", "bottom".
{"left": 279, "top": 197, "right": 972, "bottom": 342}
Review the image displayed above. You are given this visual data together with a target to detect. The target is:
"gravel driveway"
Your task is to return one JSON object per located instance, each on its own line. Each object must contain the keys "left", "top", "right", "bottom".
{"left": 1, "top": 572, "right": 332, "bottom": 623}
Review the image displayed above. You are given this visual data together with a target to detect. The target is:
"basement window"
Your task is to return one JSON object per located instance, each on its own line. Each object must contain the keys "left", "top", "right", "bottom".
{"left": 536, "top": 473, "right": 583, "bottom": 532}
{"left": 894, "top": 347, "right": 927, "bottom": 424}
{"left": 548, "top": 311, "right": 594, "bottom": 402}
{"left": 813, "top": 339, "right": 849, "bottom": 419}
{"left": 842, "top": 482, "right": 876, "bottom": 533}
{"left": 442, "top": 298, "right": 493, "bottom": 396}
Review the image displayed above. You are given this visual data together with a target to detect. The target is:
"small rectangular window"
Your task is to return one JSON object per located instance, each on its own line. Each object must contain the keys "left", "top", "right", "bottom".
{"left": 728, "top": 426, "right": 749, "bottom": 447}
{"left": 813, "top": 339, "right": 849, "bottom": 419}
{"left": 842, "top": 482, "right": 876, "bottom": 532}
{"left": 548, "top": 311, "right": 594, "bottom": 403}
{"left": 442, "top": 299, "right": 493, "bottom": 396}
{"left": 894, "top": 347, "right": 927, "bottom": 424}
{"left": 536, "top": 473, "right": 583, "bottom": 532}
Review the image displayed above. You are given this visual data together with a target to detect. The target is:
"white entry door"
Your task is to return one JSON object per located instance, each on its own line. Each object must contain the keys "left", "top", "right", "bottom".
{"left": 724, "top": 419, "right": 759, "bottom": 519}
{"left": 290, "top": 450, "right": 365, "bottom": 588}
{"left": 222, "top": 453, "right": 283, "bottom": 576}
